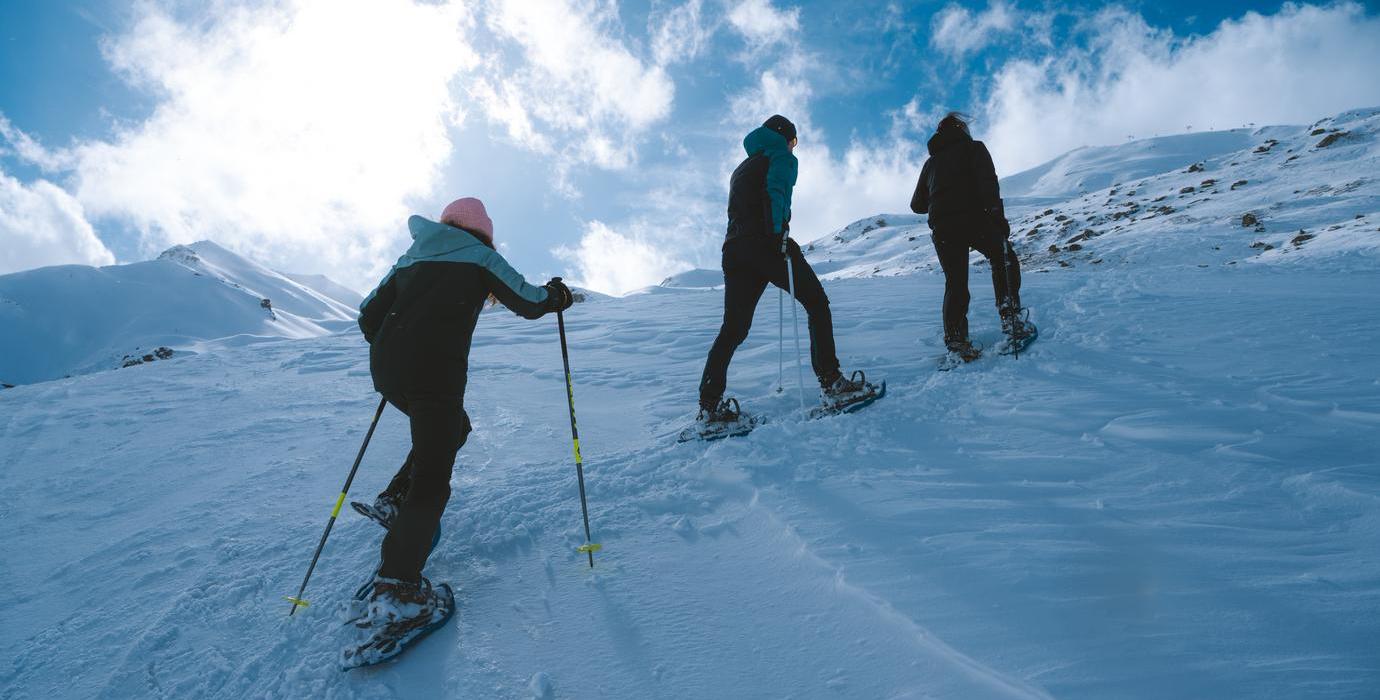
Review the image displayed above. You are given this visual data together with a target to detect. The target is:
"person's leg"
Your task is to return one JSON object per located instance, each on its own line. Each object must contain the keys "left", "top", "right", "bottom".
{"left": 379, "top": 395, "right": 414, "bottom": 502}
{"left": 378, "top": 394, "right": 470, "bottom": 582}
{"left": 930, "top": 228, "right": 972, "bottom": 341}
{"left": 762, "top": 238, "right": 840, "bottom": 385}
{"left": 699, "top": 243, "right": 770, "bottom": 408}
{"left": 971, "top": 224, "right": 1022, "bottom": 311}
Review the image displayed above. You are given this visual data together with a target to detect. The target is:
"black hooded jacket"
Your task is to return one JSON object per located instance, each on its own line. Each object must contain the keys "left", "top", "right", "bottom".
{"left": 910, "top": 128, "right": 1003, "bottom": 228}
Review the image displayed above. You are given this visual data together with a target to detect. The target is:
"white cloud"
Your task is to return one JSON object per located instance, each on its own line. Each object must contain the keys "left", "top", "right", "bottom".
{"left": 727, "top": 0, "right": 800, "bottom": 48}
{"left": 552, "top": 220, "right": 693, "bottom": 295}
{"left": 68, "top": 0, "right": 476, "bottom": 289}
{"left": 0, "top": 169, "right": 115, "bottom": 275}
{"left": 930, "top": 0, "right": 1018, "bottom": 58}
{"left": 983, "top": 2, "right": 1380, "bottom": 172}
{"left": 652, "top": 0, "right": 715, "bottom": 65}
{"left": 469, "top": 0, "right": 675, "bottom": 175}
{"left": 0, "top": 116, "right": 69, "bottom": 172}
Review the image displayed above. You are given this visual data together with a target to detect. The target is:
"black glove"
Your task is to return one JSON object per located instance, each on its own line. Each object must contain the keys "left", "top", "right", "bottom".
{"left": 984, "top": 205, "right": 1011, "bottom": 238}
{"left": 544, "top": 277, "right": 574, "bottom": 312}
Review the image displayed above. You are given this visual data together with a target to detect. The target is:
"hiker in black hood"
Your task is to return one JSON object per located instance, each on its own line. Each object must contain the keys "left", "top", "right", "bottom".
{"left": 911, "top": 112, "right": 1032, "bottom": 358}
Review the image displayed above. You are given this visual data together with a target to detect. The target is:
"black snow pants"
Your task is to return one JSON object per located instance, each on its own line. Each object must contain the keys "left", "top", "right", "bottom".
{"left": 930, "top": 211, "right": 1022, "bottom": 340}
{"left": 377, "top": 393, "right": 471, "bottom": 582}
{"left": 699, "top": 235, "right": 840, "bottom": 407}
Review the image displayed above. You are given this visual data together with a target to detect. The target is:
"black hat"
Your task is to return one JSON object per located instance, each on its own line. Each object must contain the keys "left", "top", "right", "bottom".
{"left": 763, "top": 114, "right": 797, "bottom": 142}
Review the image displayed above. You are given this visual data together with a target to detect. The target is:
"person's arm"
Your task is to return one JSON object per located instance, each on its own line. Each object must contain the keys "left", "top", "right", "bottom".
{"left": 357, "top": 270, "right": 397, "bottom": 343}
{"left": 972, "top": 142, "right": 1002, "bottom": 212}
{"left": 910, "top": 159, "right": 932, "bottom": 214}
{"left": 765, "top": 150, "right": 798, "bottom": 235}
{"left": 477, "top": 248, "right": 558, "bottom": 319}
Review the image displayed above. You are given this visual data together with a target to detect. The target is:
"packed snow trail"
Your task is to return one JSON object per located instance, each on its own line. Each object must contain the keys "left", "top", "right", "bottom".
{"left": 3, "top": 256, "right": 1378, "bottom": 698}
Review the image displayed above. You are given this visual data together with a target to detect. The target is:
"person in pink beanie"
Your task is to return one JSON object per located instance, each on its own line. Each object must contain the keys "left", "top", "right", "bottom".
{"left": 344, "top": 197, "right": 573, "bottom": 666}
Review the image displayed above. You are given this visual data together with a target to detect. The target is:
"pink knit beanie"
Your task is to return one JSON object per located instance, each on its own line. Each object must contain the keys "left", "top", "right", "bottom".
{"left": 440, "top": 197, "right": 494, "bottom": 247}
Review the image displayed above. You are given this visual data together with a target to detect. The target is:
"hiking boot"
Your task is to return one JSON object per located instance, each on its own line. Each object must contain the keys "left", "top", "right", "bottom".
{"left": 352, "top": 492, "right": 401, "bottom": 529}
{"left": 696, "top": 398, "right": 743, "bottom": 424}
{"left": 1000, "top": 304, "right": 1035, "bottom": 341}
{"left": 822, "top": 369, "right": 872, "bottom": 402}
{"left": 944, "top": 335, "right": 982, "bottom": 361}
{"left": 367, "top": 576, "right": 452, "bottom": 628}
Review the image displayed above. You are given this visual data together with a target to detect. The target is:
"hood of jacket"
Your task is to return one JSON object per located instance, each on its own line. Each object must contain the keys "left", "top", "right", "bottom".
{"left": 927, "top": 127, "right": 972, "bottom": 156}
{"left": 404, "top": 215, "right": 487, "bottom": 260}
{"left": 743, "top": 125, "right": 792, "bottom": 159}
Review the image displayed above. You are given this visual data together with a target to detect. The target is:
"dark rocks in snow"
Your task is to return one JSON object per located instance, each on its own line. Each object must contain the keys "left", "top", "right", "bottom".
{"left": 1054, "top": 214, "right": 1069, "bottom": 222}
{"left": 1048, "top": 244, "right": 1060, "bottom": 253}
{"left": 1186, "top": 162, "right": 1205, "bottom": 173}
{"left": 1156, "top": 205, "right": 1176, "bottom": 215}
{"left": 1253, "top": 139, "right": 1278, "bottom": 153}
{"left": 1066, "top": 243, "right": 1084, "bottom": 252}
{"left": 1315, "top": 131, "right": 1350, "bottom": 148}
{"left": 1310, "top": 128, "right": 1327, "bottom": 136}
{"left": 1200, "top": 179, "right": 1216, "bottom": 188}
{"left": 1231, "top": 180, "right": 1248, "bottom": 190}
{"left": 1179, "top": 186, "right": 1196, "bottom": 194}
{"left": 1291, "top": 230, "right": 1315, "bottom": 246}
{"left": 1042, "top": 209, "right": 1054, "bottom": 216}
{"left": 1066, "top": 229, "right": 1101, "bottom": 244}
{"left": 121, "top": 347, "right": 175, "bottom": 369}
{"left": 1285, "top": 155, "right": 1300, "bottom": 163}
{"left": 1241, "top": 213, "right": 1259, "bottom": 228}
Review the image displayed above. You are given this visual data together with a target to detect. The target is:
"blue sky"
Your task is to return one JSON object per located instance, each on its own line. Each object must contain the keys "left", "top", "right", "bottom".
{"left": 3, "top": 0, "right": 1380, "bottom": 294}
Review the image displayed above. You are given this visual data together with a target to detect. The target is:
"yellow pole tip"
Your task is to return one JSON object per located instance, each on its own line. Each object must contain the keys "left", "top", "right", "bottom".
{"left": 577, "top": 543, "right": 603, "bottom": 553}
{"left": 285, "top": 596, "right": 310, "bottom": 607}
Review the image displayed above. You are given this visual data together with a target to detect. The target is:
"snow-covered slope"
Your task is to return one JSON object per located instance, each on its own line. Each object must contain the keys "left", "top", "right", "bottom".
{"left": 3, "top": 260, "right": 1377, "bottom": 698}
{"left": 0, "top": 241, "right": 358, "bottom": 385}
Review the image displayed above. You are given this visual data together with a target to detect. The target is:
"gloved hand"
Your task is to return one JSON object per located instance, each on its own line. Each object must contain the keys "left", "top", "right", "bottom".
{"left": 984, "top": 206, "right": 1011, "bottom": 238}
{"left": 544, "top": 277, "right": 575, "bottom": 312}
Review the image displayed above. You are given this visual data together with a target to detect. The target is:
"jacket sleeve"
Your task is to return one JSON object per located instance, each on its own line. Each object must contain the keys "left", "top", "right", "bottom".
{"left": 479, "top": 248, "right": 551, "bottom": 320}
{"left": 357, "top": 269, "right": 397, "bottom": 344}
{"left": 910, "top": 160, "right": 932, "bottom": 214}
{"left": 765, "top": 151, "right": 798, "bottom": 235}
{"left": 972, "top": 142, "right": 1002, "bottom": 211}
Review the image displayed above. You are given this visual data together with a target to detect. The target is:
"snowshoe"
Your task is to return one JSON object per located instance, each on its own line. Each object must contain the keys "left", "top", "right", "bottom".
{"left": 351, "top": 493, "right": 400, "bottom": 530}
{"left": 810, "top": 370, "right": 886, "bottom": 418}
{"left": 341, "top": 577, "right": 455, "bottom": 670}
{"left": 997, "top": 308, "right": 1038, "bottom": 356}
{"left": 678, "top": 398, "right": 764, "bottom": 442}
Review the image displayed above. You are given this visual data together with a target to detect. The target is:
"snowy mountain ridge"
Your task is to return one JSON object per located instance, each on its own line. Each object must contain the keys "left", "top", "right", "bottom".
{"left": 0, "top": 240, "right": 360, "bottom": 385}
{"left": 664, "top": 107, "right": 1380, "bottom": 287}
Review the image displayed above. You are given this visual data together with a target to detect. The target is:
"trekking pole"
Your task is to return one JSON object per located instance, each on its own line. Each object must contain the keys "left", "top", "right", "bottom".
{"left": 776, "top": 287, "right": 784, "bottom": 393}
{"left": 783, "top": 239, "right": 807, "bottom": 409}
{"left": 286, "top": 395, "right": 387, "bottom": 616}
{"left": 554, "top": 299, "right": 600, "bottom": 568}
{"left": 999, "top": 238, "right": 1020, "bottom": 360}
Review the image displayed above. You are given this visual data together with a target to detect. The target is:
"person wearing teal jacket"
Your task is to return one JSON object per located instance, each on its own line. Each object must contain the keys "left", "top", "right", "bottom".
{"left": 697, "top": 115, "right": 876, "bottom": 426}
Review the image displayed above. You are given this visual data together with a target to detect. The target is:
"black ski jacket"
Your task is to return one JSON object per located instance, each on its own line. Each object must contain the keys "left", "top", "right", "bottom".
{"left": 359, "top": 216, "right": 553, "bottom": 399}
{"left": 910, "top": 128, "right": 1003, "bottom": 228}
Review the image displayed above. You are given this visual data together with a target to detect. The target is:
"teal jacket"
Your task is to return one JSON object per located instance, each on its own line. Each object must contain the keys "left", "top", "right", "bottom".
{"left": 358, "top": 215, "right": 550, "bottom": 396}
{"left": 742, "top": 125, "right": 797, "bottom": 235}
